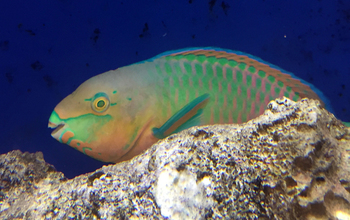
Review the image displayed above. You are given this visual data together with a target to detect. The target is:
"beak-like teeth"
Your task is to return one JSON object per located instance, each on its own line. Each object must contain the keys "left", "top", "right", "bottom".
{"left": 48, "top": 110, "right": 67, "bottom": 140}
{"left": 48, "top": 121, "right": 58, "bottom": 129}
{"left": 48, "top": 121, "right": 66, "bottom": 139}
{"left": 51, "top": 123, "right": 65, "bottom": 135}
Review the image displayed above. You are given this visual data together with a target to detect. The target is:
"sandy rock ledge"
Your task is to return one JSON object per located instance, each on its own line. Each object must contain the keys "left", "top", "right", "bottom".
{"left": 1, "top": 98, "right": 350, "bottom": 219}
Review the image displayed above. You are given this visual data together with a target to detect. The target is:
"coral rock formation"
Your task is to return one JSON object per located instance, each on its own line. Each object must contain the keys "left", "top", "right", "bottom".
{"left": 1, "top": 98, "right": 349, "bottom": 219}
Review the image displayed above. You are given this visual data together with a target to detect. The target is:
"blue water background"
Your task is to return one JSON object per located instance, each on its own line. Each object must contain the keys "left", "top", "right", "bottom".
{"left": 1, "top": 0, "right": 349, "bottom": 178}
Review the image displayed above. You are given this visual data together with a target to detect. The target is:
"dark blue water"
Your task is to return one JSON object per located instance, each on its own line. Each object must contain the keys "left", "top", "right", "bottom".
{"left": 1, "top": 0, "right": 349, "bottom": 179}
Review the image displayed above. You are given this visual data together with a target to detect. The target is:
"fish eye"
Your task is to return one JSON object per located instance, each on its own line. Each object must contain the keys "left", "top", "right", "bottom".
{"left": 97, "top": 100, "right": 105, "bottom": 107}
{"left": 91, "top": 92, "right": 110, "bottom": 113}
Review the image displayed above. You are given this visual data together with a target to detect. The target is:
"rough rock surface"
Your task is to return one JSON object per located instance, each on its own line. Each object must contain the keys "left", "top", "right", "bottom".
{"left": 1, "top": 98, "right": 350, "bottom": 220}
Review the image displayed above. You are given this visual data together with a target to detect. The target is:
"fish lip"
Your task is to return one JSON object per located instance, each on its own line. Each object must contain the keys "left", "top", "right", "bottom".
{"left": 48, "top": 121, "right": 66, "bottom": 136}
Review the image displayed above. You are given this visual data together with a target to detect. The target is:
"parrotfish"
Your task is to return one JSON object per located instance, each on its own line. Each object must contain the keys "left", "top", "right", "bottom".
{"left": 48, "top": 47, "right": 333, "bottom": 163}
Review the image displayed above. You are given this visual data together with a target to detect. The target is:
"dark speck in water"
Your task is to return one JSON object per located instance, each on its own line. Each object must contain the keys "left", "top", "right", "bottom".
{"left": 5, "top": 72, "right": 13, "bottom": 83}
{"left": 139, "top": 23, "right": 149, "bottom": 38}
{"left": 25, "top": 30, "right": 36, "bottom": 36}
{"left": 221, "top": 1, "right": 230, "bottom": 15}
{"left": 0, "top": 40, "right": 9, "bottom": 51}
{"left": 43, "top": 74, "right": 56, "bottom": 87}
{"left": 31, "top": 61, "right": 43, "bottom": 70}
{"left": 209, "top": 0, "right": 217, "bottom": 12}
{"left": 91, "top": 28, "right": 101, "bottom": 44}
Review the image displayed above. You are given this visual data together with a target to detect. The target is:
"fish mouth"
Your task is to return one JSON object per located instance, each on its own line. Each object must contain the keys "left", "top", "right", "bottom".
{"left": 48, "top": 121, "right": 68, "bottom": 140}
{"left": 48, "top": 110, "right": 68, "bottom": 140}
{"left": 49, "top": 122, "right": 65, "bottom": 135}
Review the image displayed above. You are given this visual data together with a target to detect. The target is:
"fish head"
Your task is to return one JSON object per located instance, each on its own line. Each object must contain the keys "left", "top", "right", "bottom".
{"left": 48, "top": 70, "right": 152, "bottom": 163}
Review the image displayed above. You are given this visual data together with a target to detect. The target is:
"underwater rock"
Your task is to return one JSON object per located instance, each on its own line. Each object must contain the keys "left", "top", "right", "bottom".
{"left": 1, "top": 97, "right": 350, "bottom": 219}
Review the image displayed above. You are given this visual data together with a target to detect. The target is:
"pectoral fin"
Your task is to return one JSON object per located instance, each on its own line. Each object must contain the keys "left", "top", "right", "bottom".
{"left": 152, "top": 93, "right": 210, "bottom": 139}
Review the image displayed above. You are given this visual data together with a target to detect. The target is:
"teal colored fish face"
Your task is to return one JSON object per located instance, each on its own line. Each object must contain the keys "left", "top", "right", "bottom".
{"left": 48, "top": 83, "right": 117, "bottom": 161}
{"left": 48, "top": 70, "right": 156, "bottom": 162}
{"left": 48, "top": 108, "right": 112, "bottom": 152}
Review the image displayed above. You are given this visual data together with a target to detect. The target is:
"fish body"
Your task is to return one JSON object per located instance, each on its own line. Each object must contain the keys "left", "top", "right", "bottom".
{"left": 48, "top": 47, "right": 331, "bottom": 163}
